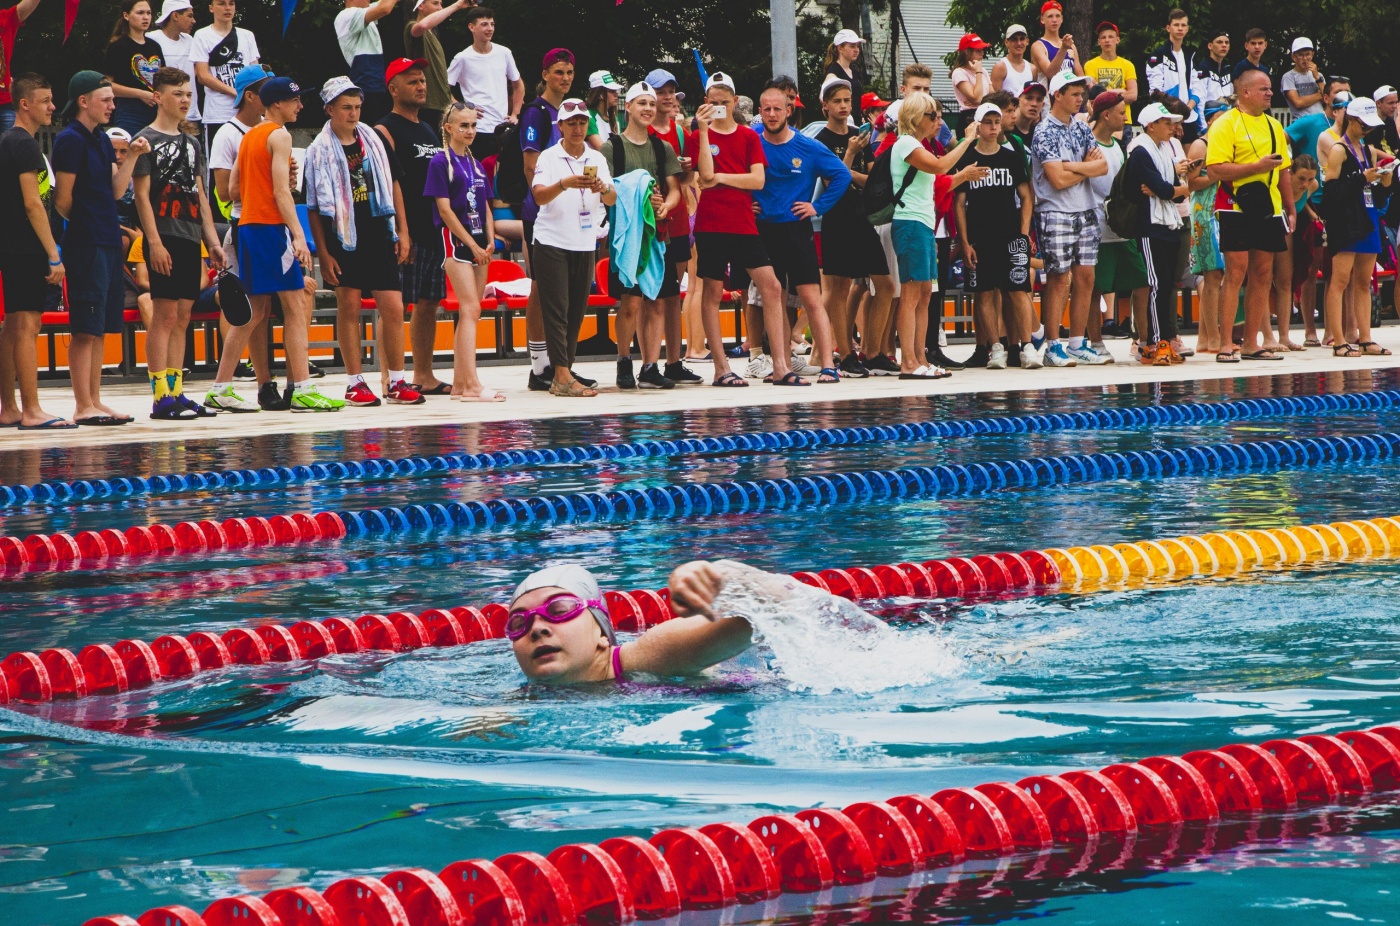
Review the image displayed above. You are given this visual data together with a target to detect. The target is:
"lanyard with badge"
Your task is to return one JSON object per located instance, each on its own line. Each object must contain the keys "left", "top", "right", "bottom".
{"left": 1342, "top": 134, "right": 1375, "bottom": 208}
{"left": 562, "top": 153, "right": 595, "bottom": 232}
{"left": 451, "top": 148, "right": 485, "bottom": 236}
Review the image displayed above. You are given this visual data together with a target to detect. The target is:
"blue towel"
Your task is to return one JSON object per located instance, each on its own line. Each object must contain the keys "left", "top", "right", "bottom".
{"left": 609, "top": 170, "right": 666, "bottom": 299}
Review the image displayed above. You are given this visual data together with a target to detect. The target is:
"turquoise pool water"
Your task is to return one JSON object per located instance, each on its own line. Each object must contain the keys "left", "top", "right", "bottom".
{"left": 2, "top": 371, "right": 1399, "bottom": 926}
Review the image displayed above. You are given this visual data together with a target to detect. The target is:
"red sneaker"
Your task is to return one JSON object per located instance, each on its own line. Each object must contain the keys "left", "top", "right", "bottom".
{"left": 345, "top": 381, "right": 382, "bottom": 407}
{"left": 386, "top": 380, "right": 426, "bottom": 405}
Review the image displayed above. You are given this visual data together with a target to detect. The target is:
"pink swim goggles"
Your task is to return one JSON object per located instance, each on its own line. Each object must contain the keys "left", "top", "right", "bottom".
{"left": 505, "top": 593, "right": 604, "bottom": 640}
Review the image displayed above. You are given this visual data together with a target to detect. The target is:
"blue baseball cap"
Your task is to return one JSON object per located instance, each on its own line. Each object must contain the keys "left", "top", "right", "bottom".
{"left": 258, "top": 76, "right": 304, "bottom": 107}
{"left": 644, "top": 68, "right": 684, "bottom": 100}
{"left": 233, "top": 63, "right": 273, "bottom": 108}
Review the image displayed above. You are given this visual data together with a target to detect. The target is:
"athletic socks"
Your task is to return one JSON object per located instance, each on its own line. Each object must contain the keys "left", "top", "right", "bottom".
{"left": 347, "top": 373, "right": 366, "bottom": 387}
{"left": 529, "top": 341, "right": 549, "bottom": 375}
{"left": 1068, "top": 336, "right": 1086, "bottom": 350}
{"left": 1031, "top": 324, "right": 1046, "bottom": 342}
{"left": 388, "top": 370, "right": 406, "bottom": 387}
{"left": 293, "top": 380, "right": 314, "bottom": 393}
{"left": 150, "top": 369, "right": 182, "bottom": 399}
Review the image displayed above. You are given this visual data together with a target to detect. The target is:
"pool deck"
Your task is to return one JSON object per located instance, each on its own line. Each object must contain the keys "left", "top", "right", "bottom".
{"left": 13, "top": 327, "right": 1400, "bottom": 452}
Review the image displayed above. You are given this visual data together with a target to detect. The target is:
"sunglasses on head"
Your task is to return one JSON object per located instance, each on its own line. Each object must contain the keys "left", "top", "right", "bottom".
{"left": 559, "top": 100, "right": 588, "bottom": 118}
{"left": 505, "top": 593, "right": 603, "bottom": 641}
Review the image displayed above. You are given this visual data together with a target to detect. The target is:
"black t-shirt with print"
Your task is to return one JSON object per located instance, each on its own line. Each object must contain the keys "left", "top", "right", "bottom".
{"left": 953, "top": 143, "right": 1027, "bottom": 243}
{"left": 341, "top": 137, "right": 402, "bottom": 244}
{"left": 105, "top": 36, "right": 165, "bottom": 93}
{"left": 815, "top": 125, "right": 870, "bottom": 221}
{"left": 0, "top": 126, "right": 53, "bottom": 256}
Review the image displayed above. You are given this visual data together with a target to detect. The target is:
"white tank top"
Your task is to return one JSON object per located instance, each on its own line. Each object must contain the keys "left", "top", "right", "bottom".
{"left": 1000, "top": 56, "right": 1034, "bottom": 96}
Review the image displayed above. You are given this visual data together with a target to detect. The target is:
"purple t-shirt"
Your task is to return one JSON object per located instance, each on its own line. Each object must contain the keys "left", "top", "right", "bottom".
{"left": 520, "top": 97, "right": 559, "bottom": 223}
{"left": 424, "top": 147, "right": 493, "bottom": 236}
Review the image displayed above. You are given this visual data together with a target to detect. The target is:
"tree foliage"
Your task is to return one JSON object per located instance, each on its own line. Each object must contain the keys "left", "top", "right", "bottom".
{"left": 943, "top": 0, "right": 1400, "bottom": 98}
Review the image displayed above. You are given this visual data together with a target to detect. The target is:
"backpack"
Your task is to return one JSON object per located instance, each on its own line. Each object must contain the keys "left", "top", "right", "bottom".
{"left": 493, "top": 98, "right": 550, "bottom": 205}
{"left": 1105, "top": 148, "right": 1138, "bottom": 239}
{"left": 606, "top": 132, "right": 669, "bottom": 187}
{"left": 863, "top": 143, "right": 919, "bottom": 225}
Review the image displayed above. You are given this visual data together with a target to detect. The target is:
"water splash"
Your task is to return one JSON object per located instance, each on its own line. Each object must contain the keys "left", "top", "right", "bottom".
{"left": 710, "top": 561, "right": 963, "bottom": 695}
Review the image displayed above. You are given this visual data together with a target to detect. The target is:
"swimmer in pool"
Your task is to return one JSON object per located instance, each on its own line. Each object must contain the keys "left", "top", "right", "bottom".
{"left": 508, "top": 562, "right": 759, "bottom": 684}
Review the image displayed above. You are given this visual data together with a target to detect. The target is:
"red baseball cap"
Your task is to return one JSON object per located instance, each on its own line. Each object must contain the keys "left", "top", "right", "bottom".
{"left": 958, "top": 33, "right": 991, "bottom": 51}
{"left": 1041, "top": 0, "right": 1062, "bottom": 12}
{"left": 1096, "top": 20, "right": 1119, "bottom": 34}
{"left": 861, "top": 91, "right": 890, "bottom": 110}
{"left": 385, "top": 57, "right": 428, "bottom": 85}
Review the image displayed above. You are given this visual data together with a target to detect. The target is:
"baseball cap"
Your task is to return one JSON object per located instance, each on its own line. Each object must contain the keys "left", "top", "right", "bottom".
{"left": 1332, "top": 90, "right": 1355, "bottom": 109}
{"left": 232, "top": 63, "right": 272, "bottom": 107}
{"left": 861, "top": 91, "right": 891, "bottom": 110}
{"left": 645, "top": 69, "right": 684, "bottom": 100}
{"left": 973, "top": 102, "right": 1003, "bottom": 122}
{"left": 1290, "top": 37, "right": 1314, "bottom": 54}
{"left": 1138, "top": 101, "right": 1184, "bottom": 126}
{"left": 554, "top": 98, "right": 589, "bottom": 122}
{"left": 1020, "top": 80, "right": 1048, "bottom": 97}
{"left": 590, "top": 70, "right": 624, "bottom": 91}
{"left": 820, "top": 73, "right": 851, "bottom": 100}
{"left": 63, "top": 70, "right": 110, "bottom": 117}
{"left": 1041, "top": 0, "right": 1062, "bottom": 12}
{"left": 320, "top": 76, "right": 362, "bottom": 104}
{"left": 1049, "top": 71, "right": 1089, "bottom": 96}
{"left": 1374, "top": 85, "right": 1398, "bottom": 103}
{"left": 105, "top": 127, "right": 132, "bottom": 143}
{"left": 542, "top": 48, "right": 574, "bottom": 70}
{"left": 1005, "top": 24, "right": 1028, "bottom": 39}
{"left": 1347, "top": 97, "right": 1384, "bottom": 127}
{"left": 154, "top": 0, "right": 191, "bottom": 24}
{"left": 958, "top": 33, "right": 991, "bottom": 52}
{"left": 1096, "top": 20, "right": 1118, "bottom": 34}
{"left": 624, "top": 81, "right": 656, "bottom": 104}
{"left": 705, "top": 71, "right": 736, "bottom": 93}
{"left": 1090, "top": 90, "right": 1124, "bottom": 117}
{"left": 259, "top": 76, "right": 303, "bottom": 106}
{"left": 1204, "top": 99, "right": 1231, "bottom": 118}
{"left": 833, "top": 28, "right": 865, "bottom": 46}
{"left": 385, "top": 57, "right": 427, "bottom": 86}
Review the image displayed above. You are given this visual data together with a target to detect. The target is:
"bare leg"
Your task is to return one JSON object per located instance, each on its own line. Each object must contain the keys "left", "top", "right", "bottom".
{"left": 795, "top": 283, "right": 834, "bottom": 373}
{"left": 1220, "top": 251, "right": 1249, "bottom": 353}
{"left": 335, "top": 288, "right": 365, "bottom": 376}
{"left": 1040, "top": 271, "right": 1071, "bottom": 340}
{"left": 1242, "top": 249, "right": 1275, "bottom": 354}
{"left": 0, "top": 313, "right": 69, "bottom": 426}
{"left": 615, "top": 295, "right": 640, "bottom": 360}
{"left": 410, "top": 298, "right": 445, "bottom": 389}
{"left": 748, "top": 266, "right": 793, "bottom": 378}
{"left": 1353, "top": 253, "right": 1379, "bottom": 347}
{"left": 1067, "top": 264, "right": 1096, "bottom": 339}
{"left": 444, "top": 260, "right": 488, "bottom": 395}
{"left": 640, "top": 300, "right": 664, "bottom": 366}
{"left": 1005, "top": 291, "right": 1034, "bottom": 343}
{"left": 212, "top": 299, "right": 272, "bottom": 383}
{"left": 700, "top": 278, "right": 736, "bottom": 379}
{"left": 281, "top": 289, "right": 312, "bottom": 384}
{"left": 866, "top": 275, "right": 896, "bottom": 360}
{"left": 1271, "top": 244, "right": 1294, "bottom": 348}
{"left": 374, "top": 290, "right": 407, "bottom": 385}
{"left": 1196, "top": 268, "right": 1223, "bottom": 354}
{"left": 144, "top": 296, "right": 181, "bottom": 382}
{"left": 897, "top": 281, "right": 934, "bottom": 373}
{"left": 823, "top": 274, "right": 854, "bottom": 357}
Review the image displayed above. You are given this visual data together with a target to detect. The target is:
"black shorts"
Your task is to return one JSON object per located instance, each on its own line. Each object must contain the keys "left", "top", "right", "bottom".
{"left": 0, "top": 255, "right": 48, "bottom": 312}
{"left": 819, "top": 206, "right": 889, "bottom": 278}
{"left": 695, "top": 231, "right": 771, "bottom": 281}
{"left": 325, "top": 219, "right": 402, "bottom": 293}
{"left": 610, "top": 254, "right": 681, "bottom": 300}
{"left": 757, "top": 219, "right": 821, "bottom": 290}
{"left": 967, "top": 233, "right": 1034, "bottom": 293}
{"left": 1217, "top": 210, "right": 1288, "bottom": 254}
{"left": 474, "top": 130, "right": 502, "bottom": 161}
{"left": 665, "top": 235, "right": 692, "bottom": 267}
{"left": 148, "top": 237, "right": 206, "bottom": 301}
{"left": 401, "top": 232, "right": 447, "bottom": 303}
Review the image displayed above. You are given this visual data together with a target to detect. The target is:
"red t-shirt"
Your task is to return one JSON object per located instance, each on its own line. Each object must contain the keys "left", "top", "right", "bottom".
{"left": 649, "top": 119, "right": 692, "bottom": 240}
{"left": 0, "top": 7, "right": 21, "bottom": 106}
{"left": 694, "top": 124, "right": 766, "bottom": 236}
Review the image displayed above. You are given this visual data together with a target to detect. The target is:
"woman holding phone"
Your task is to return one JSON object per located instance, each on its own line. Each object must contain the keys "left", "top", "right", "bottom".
{"left": 424, "top": 101, "right": 506, "bottom": 401}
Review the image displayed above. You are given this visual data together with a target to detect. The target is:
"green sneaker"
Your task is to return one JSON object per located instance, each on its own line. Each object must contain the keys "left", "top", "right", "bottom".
{"left": 204, "top": 384, "right": 260, "bottom": 413}
{"left": 289, "top": 384, "right": 346, "bottom": 412}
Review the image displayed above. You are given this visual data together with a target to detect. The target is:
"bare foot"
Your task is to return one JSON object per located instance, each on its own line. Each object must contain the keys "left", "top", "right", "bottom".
{"left": 96, "top": 402, "right": 134, "bottom": 422}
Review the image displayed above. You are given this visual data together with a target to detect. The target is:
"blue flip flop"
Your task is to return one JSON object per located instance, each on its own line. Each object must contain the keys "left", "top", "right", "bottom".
{"left": 19, "top": 418, "right": 78, "bottom": 430}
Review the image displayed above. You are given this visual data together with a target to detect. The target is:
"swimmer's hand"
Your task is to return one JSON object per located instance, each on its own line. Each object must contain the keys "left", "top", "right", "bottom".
{"left": 668, "top": 561, "right": 725, "bottom": 619}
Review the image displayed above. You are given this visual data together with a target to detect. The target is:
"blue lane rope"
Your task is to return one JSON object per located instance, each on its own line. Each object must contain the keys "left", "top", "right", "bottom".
{"left": 4, "top": 390, "right": 1399, "bottom": 509}
{"left": 332, "top": 431, "right": 1400, "bottom": 536}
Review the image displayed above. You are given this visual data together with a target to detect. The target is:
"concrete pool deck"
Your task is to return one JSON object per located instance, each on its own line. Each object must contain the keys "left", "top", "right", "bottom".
{"left": 11, "top": 327, "right": 1400, "bottom": 452}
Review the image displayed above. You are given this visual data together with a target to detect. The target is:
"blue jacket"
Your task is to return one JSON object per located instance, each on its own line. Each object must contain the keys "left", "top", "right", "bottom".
{"left": 754, "top": 130, "right": 851, "bottom": 223}
{"left": 609, "top": 170, "right": 666, "bottom": 299}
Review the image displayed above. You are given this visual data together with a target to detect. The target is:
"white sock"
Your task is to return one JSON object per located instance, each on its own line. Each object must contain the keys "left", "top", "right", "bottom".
{"left": 213, "top": 381, "right": 231, "bottom": 388}
{"left": 529, "top": 341, "right": 549, "bottom": 375}
{"left": 348, "top": 373, "right": 366, "bottom": 387}
{"left": 388, "top": 370, "right": 405, "bottom": 387}
{"left": 294, "top": 380, "right": 313, "bottom": 391}
{"left": 1032, "top": 324, "right": 1046, "bottom": 341}
{"left": 1068, "top": 336, "right": 1086, "bottom": 350}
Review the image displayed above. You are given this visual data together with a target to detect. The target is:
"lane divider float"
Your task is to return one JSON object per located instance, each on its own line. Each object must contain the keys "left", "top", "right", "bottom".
{"left": 6, "top": 389, "right": 1398, "bottom": 510}
{"left": 79, "top": 724, "right": 1400, "bottom": 926}
{"left": 7, "top": 431, "right": 1400, "bottom": 577}
{"left": 5, "top": 515, "right": 1398, "bottom": 705}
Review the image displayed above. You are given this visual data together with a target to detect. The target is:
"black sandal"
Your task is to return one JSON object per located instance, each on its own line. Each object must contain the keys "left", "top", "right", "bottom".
{"left": 771, "top": 371, "right": 810, "bottom": 386}
{"left": 712, "top": 372, "right": 748, "bottom": 387}
{"left": 1358, "top": 341, "right": 1392, "bottom": 356}
{"left": 1332, "top": 343, "right": 1362, "bottom": 358}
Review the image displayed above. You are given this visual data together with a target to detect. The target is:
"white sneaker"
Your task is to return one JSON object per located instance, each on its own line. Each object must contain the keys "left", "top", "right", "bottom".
{"left": 1043, "top": 342, "right": 1077, "bottom": 367}
{"left": 987, "top": 343, "right": 1008, "bottom": 370}
{"left": 745, "top": 353, "right": 774, "bottom": 379}
{"left": 1020, "top": 344, "right": 1043, "bottom": 369}
{"left": 1092, "top": 340, "right": 1116, "bottom": 364}
{"left": 1129, "top": 341, "right": 1142, "bottom": 362}
{"left": 203, "top": 384, "right": 260, "bottom": 413}
{"left": 791, "top": 340, "right": 812, "bottom": 355}
{"left": 790, "top": 356, "right": 822, "bottom": 376}
{"left": 1066, "top": 342, "right": 1108, "bottom": 365}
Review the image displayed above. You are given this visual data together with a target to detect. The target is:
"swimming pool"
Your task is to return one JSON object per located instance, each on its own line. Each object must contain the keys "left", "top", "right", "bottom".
{"left": 3, "top": 370, "right": 1399, "bottom": 926}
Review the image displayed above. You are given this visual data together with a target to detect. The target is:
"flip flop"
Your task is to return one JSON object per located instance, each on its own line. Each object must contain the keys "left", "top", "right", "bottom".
{"left": 75, "top": 415, "right": 127, "bottom": 426}
{"left": 1304, "top": 338, "right": 1322, "bottom": 347}
{"left": 1240, "top": 350, "right": 1283, "bottom": 361}
{"left": 18, "top": 418, "right": 78, "bottom": 430}
{"left": 0, "top": 421, "right": 17, "bottom": 428}
{"left": 771, "top": 371, "right": 810, "bottom": 386}
{"left": 1216, "top": 351, "right": 1240, "bottom": 363}
{"left": 712, "top": 372, "right": 748, "bottom": 387}
{"left": 415, "top": 382, "right": 453, "bottom": 396}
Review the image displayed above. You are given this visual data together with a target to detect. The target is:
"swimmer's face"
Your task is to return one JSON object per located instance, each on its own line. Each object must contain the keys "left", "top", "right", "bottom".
{"left": 509, "top": 586, "right": 610, "bottom": 684}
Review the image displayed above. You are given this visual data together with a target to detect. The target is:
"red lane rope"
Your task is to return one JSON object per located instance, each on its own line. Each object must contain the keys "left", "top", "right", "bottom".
{"left": 0, "top": 553, "right": 1056, "bottom": 704}
{"left": 80, "top": 725, "right": 1400, "bottom": 926}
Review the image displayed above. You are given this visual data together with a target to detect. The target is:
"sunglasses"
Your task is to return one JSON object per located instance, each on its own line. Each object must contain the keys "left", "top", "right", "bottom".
{"left": 505, "top": 593, "right": 603, "bottom": 641}
{"left": 558, "top": 100, "right": 589, "bottom": 118}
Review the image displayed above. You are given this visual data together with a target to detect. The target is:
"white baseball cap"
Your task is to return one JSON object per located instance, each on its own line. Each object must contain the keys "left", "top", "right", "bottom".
{"left": 589, "top": 70, "right": 624, "bottom": 91}
{"left": 1290, "top": 37, "right": 1314, "bottom": 54}
{"left": 705, "top": 71, "right": 736, "bottom": 93}
{"left": 1004, "top": 23, "right": 1029, "bottom": 39}
{"left": 554, "top": 98, "right": 589, "bottom": 122}
{"left": 154, "top": 0, "right": 192, "bottom": 23}
{"left": 319, "top": 76, "right": 362, "bottom": 104}
{"left": 624, "top": 81, "right": 656, "bottom": 104}
{"left": 1048, "top": 71, "right": 1090, "bottom": 96}
{"left": 1374, "top": 85, "right": 1398, "bottom": 103}
{"left": 833, "top": 29, "right": 865, "bottom": 46}
{"left": 974, "top": 101, "right": 1003, "bottom": 122}
{"left": 1138, "top": 101, "right": 1184, "bottom": 126}
{"left": 1347, "top": 97, "right": 1385, "bottom": 127}
{"left": 820, "top": 73, "right": 851, "bottom": 99}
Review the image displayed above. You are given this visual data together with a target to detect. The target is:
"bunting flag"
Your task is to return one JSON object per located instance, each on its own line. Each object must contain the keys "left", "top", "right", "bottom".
{"left": 63, "top": 0, "right": 80, "bottom": 41}
{"left": 692, "top": 48, "right": 708, "bottom": 85}
{"left": 282, "top": 0, "right": 298, "bottom": 34}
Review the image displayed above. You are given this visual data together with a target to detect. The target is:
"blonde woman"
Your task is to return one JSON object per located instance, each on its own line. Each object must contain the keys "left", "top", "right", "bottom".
{"left": 424, "top": 102, "right": 506, "bottom": 400}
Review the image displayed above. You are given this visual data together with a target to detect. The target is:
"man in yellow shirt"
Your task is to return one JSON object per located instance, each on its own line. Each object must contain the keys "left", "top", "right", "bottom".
{"left": 1206, "top": 69, "right": 1294, "bottom": 360}
{"left": 1083, "top": 22, "right": 1138, "bottom": 120}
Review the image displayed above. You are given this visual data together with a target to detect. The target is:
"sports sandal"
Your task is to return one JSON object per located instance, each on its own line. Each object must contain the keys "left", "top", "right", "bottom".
{"left": 712, "top": 372, "right": 748, "bottom": 387}
{"left": 1358, "top": 341, "right": 1392, "bottom": 356}
{"left": 817, "top": 367, "right": 840, "bottom": 383}
{"left": 771, "top": 371, "right": 810, "bottom": 386}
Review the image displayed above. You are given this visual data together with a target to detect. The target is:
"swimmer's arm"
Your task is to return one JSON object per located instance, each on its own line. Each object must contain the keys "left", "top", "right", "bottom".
{"left": 620, "top": 616, "right": 753, "bottom": 677}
